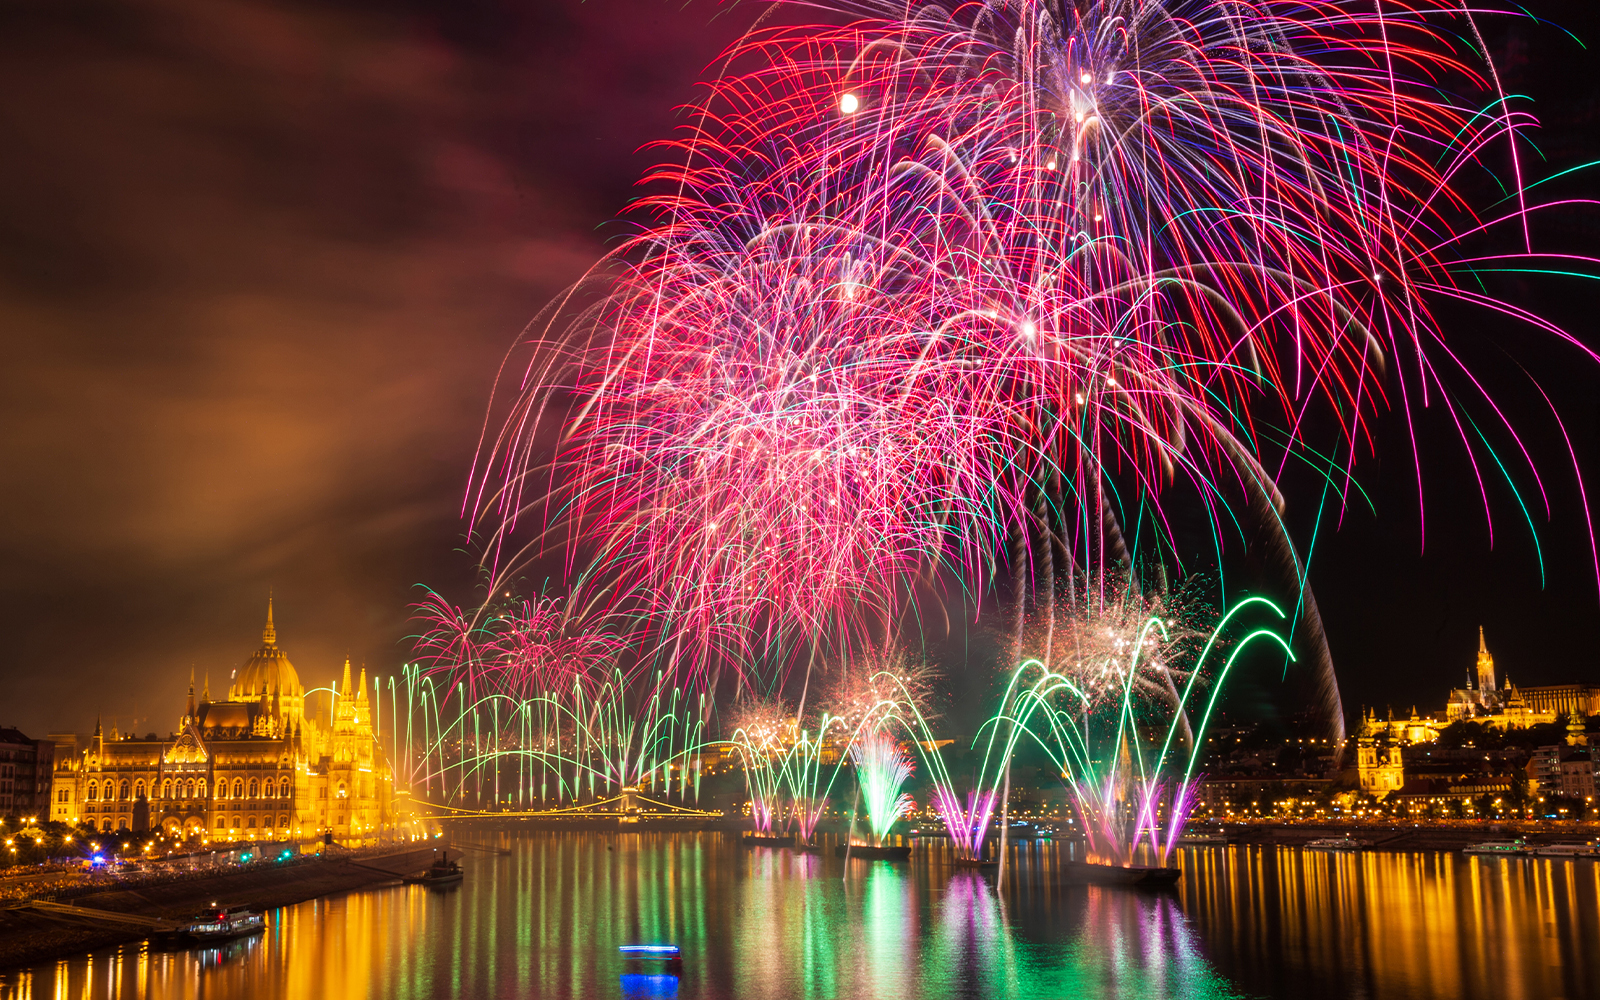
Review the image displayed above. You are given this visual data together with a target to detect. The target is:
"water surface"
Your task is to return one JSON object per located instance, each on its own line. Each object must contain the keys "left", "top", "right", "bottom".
{"left": 1, "top": 832, "right": 1594, "bottom": 1000}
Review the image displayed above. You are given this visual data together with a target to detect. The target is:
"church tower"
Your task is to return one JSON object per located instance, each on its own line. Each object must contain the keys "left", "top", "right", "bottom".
{"left": 1476, "top": 626, "right": 1496, "bottom": 696}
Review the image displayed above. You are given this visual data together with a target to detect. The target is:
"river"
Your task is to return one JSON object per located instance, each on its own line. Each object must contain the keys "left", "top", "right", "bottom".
{"left": 1, "top": 832, "right": 1594, "bottom": 999}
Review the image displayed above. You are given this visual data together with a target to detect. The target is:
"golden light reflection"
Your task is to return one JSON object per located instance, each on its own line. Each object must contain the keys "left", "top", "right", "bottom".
{"left": 0, "top": 835, "right": 1595, "bottom": 1000}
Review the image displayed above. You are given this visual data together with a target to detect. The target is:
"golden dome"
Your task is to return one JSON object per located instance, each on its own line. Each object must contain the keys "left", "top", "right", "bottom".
{"left": 228, "top": 600, "right": 306, "bottom": 720}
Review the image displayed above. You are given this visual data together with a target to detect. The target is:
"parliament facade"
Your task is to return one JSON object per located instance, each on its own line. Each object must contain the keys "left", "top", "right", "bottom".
{"left": 50, "top": 603, "right": 397, "bottom": 844}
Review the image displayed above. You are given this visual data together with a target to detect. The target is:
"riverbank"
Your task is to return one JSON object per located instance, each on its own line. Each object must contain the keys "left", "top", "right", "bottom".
{"left": 0, "top": 845, "right": 439, "bottom": 970}
{"left": 1213, "top": 820, "right": 1600, "bottom": 852}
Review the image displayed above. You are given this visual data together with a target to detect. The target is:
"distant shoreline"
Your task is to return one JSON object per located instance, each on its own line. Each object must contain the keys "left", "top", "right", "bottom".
{"left": 1195, "top": 820, "right": 1600, "bottom": 853}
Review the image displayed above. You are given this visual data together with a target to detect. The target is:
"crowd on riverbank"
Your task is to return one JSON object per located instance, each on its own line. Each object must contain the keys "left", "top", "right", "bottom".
{"left": 0, "top": 840, "right": 438, "bottom": 904}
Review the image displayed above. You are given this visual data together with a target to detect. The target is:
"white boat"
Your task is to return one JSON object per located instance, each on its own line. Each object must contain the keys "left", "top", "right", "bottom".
{"left": 1532, "top": 843, "right": 1598, "bottom": 858}
{"left": 1177, "top": 832, "right": 1229, "bottom": 845}
{"left": 1305, "top": 837, "right": 1370, "bottom": 851}
{"left": 1463, "top": 839, "right": 1528, "bottom": 856}
{"left": 155, "top": 904, "right": 266, "bottom": 944}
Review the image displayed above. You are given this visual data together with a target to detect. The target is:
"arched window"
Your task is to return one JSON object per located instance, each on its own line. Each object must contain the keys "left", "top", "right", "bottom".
{"left": 337, "top": 781, "right": 347, "bottom": 799}
{"left": 184, "top": 780, "right": 193, "bottom": 799}
{"left": 279, "top": 815, "right": 289, "bottom": 828}
{"left": 102, "top": 819, "right": 112, "bottom": 831}
{"left": 86, "top": 783, "right": 98, "bottom": 801}
{"left": 248, "top": 778, "right": 259, "bottom": 798}
{"left": 247, "top": 816, "right": 256, "bottom": 829}
{"left": 119, "top": 780, "right": 130, "bottom": 800}
{"left": 134, "top": 781, "right": 145, "bottom": 799}
{"left": 262, "top": 780, "right": 273, "bottom": 799}
{"left": 279, "top": 778, "right": 290, "bottom": 799}
{"left": 233, "top": 778, "right": 244, "bottom": 799}
{"left": 105, "top": 780, "right": 115, "bottom": 800}
{"left": 197, "top": 778, "right": 207, "bottom": 797}
{"left": 162, "top": 780, "right": 171, "bottom": 799}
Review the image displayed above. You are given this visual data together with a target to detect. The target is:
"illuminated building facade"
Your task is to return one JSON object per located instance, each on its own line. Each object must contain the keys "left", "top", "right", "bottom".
{"left": 1355, "top": 709, "right": 1409, "bottom": 796}
{"left": 0, "top": 728, "right": 54, "bottom": 817}
{"left": 1518, "top": 684, "right": 1600, "bottom": 719}
{"left": 50, "top": 603, "right": 396, "bottom": 843}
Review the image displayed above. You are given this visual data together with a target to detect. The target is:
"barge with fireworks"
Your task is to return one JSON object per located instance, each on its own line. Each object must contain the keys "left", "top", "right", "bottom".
{"left": 1059, "top": 861, "right": 1181, "bottom": 887}
{"left": 950, "top": 856, "right": 998, "bottom": 870}
{"left": 836, "top": 843, "right": 912, "bottom": 861}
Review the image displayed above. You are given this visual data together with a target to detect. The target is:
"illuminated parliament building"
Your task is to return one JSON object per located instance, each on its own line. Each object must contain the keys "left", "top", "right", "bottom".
{"left": 50, "top": 603, "right": 396, "bottom": 843}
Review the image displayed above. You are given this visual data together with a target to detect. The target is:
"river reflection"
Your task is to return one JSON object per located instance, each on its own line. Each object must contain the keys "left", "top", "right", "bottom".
{"left": 0, "top": 833, "right": 1594, "bottom": 1000}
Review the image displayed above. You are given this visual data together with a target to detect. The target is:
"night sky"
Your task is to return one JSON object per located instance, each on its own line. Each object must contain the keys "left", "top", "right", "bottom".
{"left": 2, "top": 0, "right": 1597, "bottom": 740}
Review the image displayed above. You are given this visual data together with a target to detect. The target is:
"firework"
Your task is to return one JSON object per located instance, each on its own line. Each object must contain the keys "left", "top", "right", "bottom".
{"left": 412, "top": 590, "right": 625, "bottom": 702}
{"left": 474, "top": 0, "right": 1594, "bottom": 710}
{"left": 396, "top": 662, "right": 707, "bottom": 810}
{"left": 994, "top": 596, "right": 1293, "bottom": 865}
{"left": 1025, "top": 574, "right": 1210, "bottom": 707}
{"left": 849, "top": 730, "right": 917, "bottom": 845}
{"left": 436, "top": 0, "right": 1597, "bottom": 846}
{"left": 729, "top": 699, "right": 794, "bottom": 832}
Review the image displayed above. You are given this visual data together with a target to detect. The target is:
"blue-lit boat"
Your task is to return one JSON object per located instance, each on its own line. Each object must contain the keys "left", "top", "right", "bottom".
{"left": 619, "top": 944, "right": 682, "bottom": 961}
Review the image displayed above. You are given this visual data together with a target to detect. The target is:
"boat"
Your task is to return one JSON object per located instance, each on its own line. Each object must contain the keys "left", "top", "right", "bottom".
{"left": 404, "top": 857, "right": 464, "bottom": 885}
{"left": 835, "top": 843, "right": 912, "bottom": 860}
{"left": 154, "top": 904, "right": 266, "bottom": 944}
{"left": 740, "top": 834, "right": 795, "bottom": 847}
{"left": 618, "top": 944, "right": 683, "bottom": 972}
{"left": 1532, "top": 843, "right": 1598, "bottom": 858}
{"left": 1463, "top": 839, "right": 1529, "bottom": 856}
{"left": 619, "top": 944, "right": 681, "bottom": 961}
{"left": 1176, "top": 832, "right": 1229, "bottom": 845}
{"left": 950, "top": 856, "right": 998, "bottom": 869}
{"left": 1059, "top": 860, "right": 1182, "bottom": 887}
{"left": 1305, "top": 837, "right": 1371, "bottom": 852}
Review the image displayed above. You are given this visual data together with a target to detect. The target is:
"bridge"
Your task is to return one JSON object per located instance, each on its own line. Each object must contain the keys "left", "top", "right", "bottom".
{"left": 418, "top": 786, "right": 723, "bottom": 825}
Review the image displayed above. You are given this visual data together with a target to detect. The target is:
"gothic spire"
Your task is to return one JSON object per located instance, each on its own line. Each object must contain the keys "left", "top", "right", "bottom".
{"left": 263, "top": 594, "right": 277, "bottom": 646}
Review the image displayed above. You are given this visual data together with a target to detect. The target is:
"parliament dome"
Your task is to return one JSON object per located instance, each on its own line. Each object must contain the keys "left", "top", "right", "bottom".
{"left": 227, "top": 601, "right": 306, "bottom": 721}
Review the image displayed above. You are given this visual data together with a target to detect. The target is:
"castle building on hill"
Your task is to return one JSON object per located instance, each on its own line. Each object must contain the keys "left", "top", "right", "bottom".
{"left": 1444, "top": 628, "right": 1563, "bottom": 728}
{"left": 1356, "top": 626, "right": 1598, "bottom": 801}
{"left": 49, "top": 602, "right": 400, "bottom": 845}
